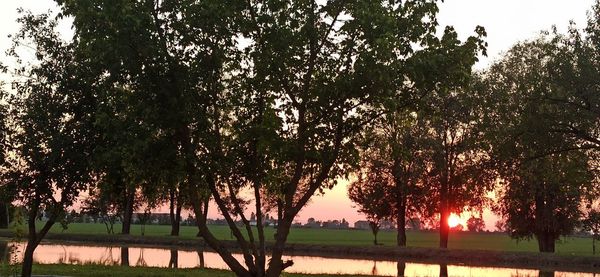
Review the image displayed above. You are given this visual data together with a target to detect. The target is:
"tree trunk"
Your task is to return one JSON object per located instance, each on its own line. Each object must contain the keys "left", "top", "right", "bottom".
{"left": 0, "top": 202, "right": 8, "bottom": 229}
{"left": 534, "top": 190, "right": 555, "bottom": 253}
{"left": 439, "top": 177, "right": 450, "bottom": 249}
{"left": 369, "top": 221, "right": 380, "bottom": 246}
{"left": 22, "top": 208, "right": 54, "bottom": 277}
{"left": 396, "top": 196, "right": 407, "bottom": 247}
{"left": 373, "top": 230, "right": 379, "bottom": 245}
{"left": 170, "top": 190, "right": 181, "bottom": 236}
{"left": 121, "top": 247, "right": 129, "bottom": 266}
{"left": 536, "top": 232, "right": 556, "bottom": 253}
{"left": 21, "top": 241, "right": 37, "bottom": 277}
{"left": 265, "top": 219, "right": 294, "bottom": 277}
{"left": 121, "top": 189, "right": 135, "bottom": 235}
{"left": 193, "top": 199, "right": 209, "bottom": 237}
{"left": 439, "top": 209, "right": 450, "bottom": 249}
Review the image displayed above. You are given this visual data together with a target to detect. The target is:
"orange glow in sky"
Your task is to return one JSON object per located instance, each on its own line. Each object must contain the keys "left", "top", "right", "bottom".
{"left": 448, "top": 214, "right": 461, "bottom": 228}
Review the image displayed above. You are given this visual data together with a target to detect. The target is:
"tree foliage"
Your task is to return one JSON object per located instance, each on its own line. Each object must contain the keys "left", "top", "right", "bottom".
{"left": 484, "top": 16, "right": 598, "bottom": 252}
{"left": 2, "top": 11, "right": 97, "bottom": 276}
{"left": 348, "top": 164, "right": 393, "bottom": 245}
{"left": 466, "top": 216, "right": 485, "bottom": 232}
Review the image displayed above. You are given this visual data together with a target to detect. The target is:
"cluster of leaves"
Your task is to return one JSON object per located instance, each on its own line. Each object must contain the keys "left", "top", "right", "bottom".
{"left": 479, "top": 2, "right": 600, "bottom": 252}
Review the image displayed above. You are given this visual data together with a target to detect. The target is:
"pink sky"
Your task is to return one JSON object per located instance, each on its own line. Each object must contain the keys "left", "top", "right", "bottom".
{"left": 193, "top": 178, "right": 500, "bottom": 230}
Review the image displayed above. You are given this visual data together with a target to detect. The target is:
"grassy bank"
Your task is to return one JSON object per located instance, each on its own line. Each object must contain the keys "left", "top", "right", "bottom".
{"left": 10, "top": 222, "right": 594, "bottom": 256}
{"left": 0, "top": 264, "right": 368, "bottom": 277}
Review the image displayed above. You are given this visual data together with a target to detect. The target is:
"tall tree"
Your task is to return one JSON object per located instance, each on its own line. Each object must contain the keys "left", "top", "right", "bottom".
{"left": 194, "top": 1, "right": 484, "bottom": 275}
{"left": 355, "top": 111, "right": 427, "bottom": 247}
{"left": 482, "top": 39, "right": 599, "bottom": 253}
{"left": 3, "top": 11, "right": 96, "bottom": 276}
{"left": 417, "top": 80, "right": 495, "bottom": 249}
{"left": 56, "top": 0, "right": 226, "bottom": 238}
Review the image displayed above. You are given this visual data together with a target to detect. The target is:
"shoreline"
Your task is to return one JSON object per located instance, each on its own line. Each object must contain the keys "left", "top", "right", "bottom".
{"left": 1, "top": 230, "right": 599, "bottom": 274}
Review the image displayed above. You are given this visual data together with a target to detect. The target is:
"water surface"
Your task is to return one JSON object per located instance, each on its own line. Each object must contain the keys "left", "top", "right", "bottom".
{"left": 1, "top": 242, "right": 596, "bottom": 277}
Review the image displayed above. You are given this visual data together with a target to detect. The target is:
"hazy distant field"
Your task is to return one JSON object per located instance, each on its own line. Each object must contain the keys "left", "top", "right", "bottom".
{"left": 23, "top": 223, "right": 594, "bottom": 256}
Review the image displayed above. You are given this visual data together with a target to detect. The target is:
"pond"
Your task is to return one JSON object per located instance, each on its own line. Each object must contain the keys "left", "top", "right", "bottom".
{"left": 0, "top": 241, "right": 595, "bottom": 277}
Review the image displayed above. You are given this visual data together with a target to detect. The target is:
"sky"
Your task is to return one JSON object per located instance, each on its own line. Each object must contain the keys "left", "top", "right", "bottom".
{"left": 0, "top": 0, "right": 596, "bottom": 230}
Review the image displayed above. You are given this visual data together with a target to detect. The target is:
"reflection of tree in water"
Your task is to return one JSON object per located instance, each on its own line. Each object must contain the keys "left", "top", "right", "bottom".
{"left": 511, "top": 272, "right": 538, "bottom": 277}
{"left": 0, "top": 241, "right": 8, "bottom": 263}
{"left": 196, "top": 250, "right": 204, "bottom": 269}
{"left": 397, "top": 261, "right": 406, "bottom": 277}
{"left": 439, "top": 264, "right": 448, "bottom": 277}
{"left": 371, "top": 261, "right": 378, "bottom": 275}
{"left": 135, "top": 248, "right": 147, "bottom": 267}
{"left": 168, "top": 249, "right": 178, "bottom": 269}
{"left": 57, "top": 245, "right": 82, "bottom": 265}
{"left": 538, "top": 271, "right": 554, "bottom": 277}
{"left": 99, "top": 246, "right": 119, "bottom": 266}
{"left": 121, "top": 247, "right": 129, "bottom": 267}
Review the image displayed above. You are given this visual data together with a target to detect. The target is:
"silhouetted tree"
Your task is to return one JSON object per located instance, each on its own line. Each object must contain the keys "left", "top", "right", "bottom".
{"left": 418, "top": 82, "right": 495, "bottom": 248}
{"left": 483, "top": 40, "right": 598, "bottom": 253}
{"left": 583, "top": 209, "right": 600, "bottom": 255}
{"left": 356, "top": 110, "right": 428, "bottom": 247}
{"left": 466, "top": 216, "right": 485, "bottom": 232}
{"left": 349, "top": 169, "right": 392, "bottom": 245}
{"left": 3, "top": 11, "right": 97, "bottom": 276}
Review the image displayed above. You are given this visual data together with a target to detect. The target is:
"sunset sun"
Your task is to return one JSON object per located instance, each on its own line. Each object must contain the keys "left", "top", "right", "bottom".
{"left": 448, "top": 214, "right": 461, "bottom": 228}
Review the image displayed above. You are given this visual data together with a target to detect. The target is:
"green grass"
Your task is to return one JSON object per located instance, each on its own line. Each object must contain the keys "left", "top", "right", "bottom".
{"left": 33, "top": 222, "right": 596, "bottom": 256}
{"left": 0, "top": 263, "right": 369, "bottom": 277}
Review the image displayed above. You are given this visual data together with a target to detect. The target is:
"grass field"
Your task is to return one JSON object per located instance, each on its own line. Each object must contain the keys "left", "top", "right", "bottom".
{"left": 14, "top": 222, "right": 595, "bottom": 256}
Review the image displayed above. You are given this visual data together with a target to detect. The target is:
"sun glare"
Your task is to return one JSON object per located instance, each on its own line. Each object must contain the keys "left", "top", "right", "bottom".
{"left": 448, "top": 214, "right": 460, "bottom": 228}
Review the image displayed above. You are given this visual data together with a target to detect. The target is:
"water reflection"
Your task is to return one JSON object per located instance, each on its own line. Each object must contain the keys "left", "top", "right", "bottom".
{"left": 169, "top": 248, "right": 178, "bottom": 269}
{"left": 197, "top": 250, "right": 204, "bottom": 269}
{"left": 538, "top": 271, "right": 554, "bottom": 277}
{"left": 0, "top": 241, "right": 7, "bottom": 263}
{"left": 5, "top": 242, "right": 597, "bottom": 277}
{"left": 439, "top": 264, "right": 448, "bottom": 277}
{"left": 135, "top": 249, "right": 147, "bottom": 267}
{"left": 397, "top": 261, "right": 406, "bottom": 277}
{"left": 121, "top": 247, "right": 129, "bottom": 267}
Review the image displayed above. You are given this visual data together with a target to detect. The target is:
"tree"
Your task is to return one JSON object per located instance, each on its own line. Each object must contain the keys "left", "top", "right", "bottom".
{"left": 495, "top": 220, "right": 507, "bottom": 233}
{"left": 56, "top": 0, "right": 220, "bottom": 239}
{"left": 183, "top": 1, "right": 482, "bottom": 275}
{"left": 0, "top": 83, "right": 7, "bottom": 230}
{"left": 55, "top": 0, "right": 485, "bottom": 276}
{"left": 348, "top": 169, "right": 393, "bottom": 245}
{"left": 82, "top": 190, "right": 119, "bottom": 234}
{"left": 466, "top": 216, "right": 485, "bottom": 232}
{"left": 583, "top": 209, "right": 600, "bottom": 255}
{"left": 482, "top": 39, "right": 599, "bottom": 253}
{"left": 355, "top": 111, "right": 427, "bottom": 247}
{"left": 2, "top": 11, "right": 96, "bottom": 276}
{"left": 417, "top": 80, "right": 495, "bottom": 249}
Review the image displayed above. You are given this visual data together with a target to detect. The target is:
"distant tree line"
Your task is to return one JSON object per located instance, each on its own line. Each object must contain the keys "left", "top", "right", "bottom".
{"left": 0, "top": 0, "right": 599, "bottom": 277}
